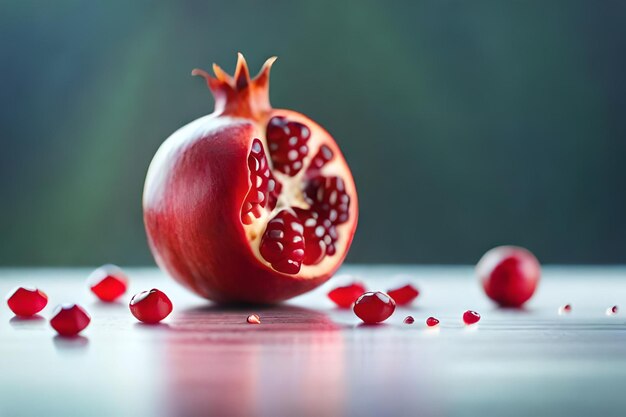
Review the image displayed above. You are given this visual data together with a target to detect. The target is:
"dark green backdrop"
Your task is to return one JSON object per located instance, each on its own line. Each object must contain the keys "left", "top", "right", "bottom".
{"left": 1, "top": 1, "right": 625, "bottom": 265}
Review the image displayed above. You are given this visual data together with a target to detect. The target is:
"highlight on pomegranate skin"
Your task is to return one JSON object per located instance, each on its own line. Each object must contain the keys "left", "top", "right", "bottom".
{"left": 463, "top": 310, "right": 481, "bottom": 325}
{"left": 386, "top": 284, "right": 419, "bottom": 306}
{"left": 353, "top": 291, "right": 396, "bottom": 324}
{"left": 476, "top": 245, "right": 541, "bottom": 308}
{"left": 6, "top": 287, "right": 48, "bottom": 317}
{"left": 50, "top": 304, "right": 91, "bottom": 336}
{"left": 327, "top": 282, "right": 367, "bottom": 308}
{"left": 143, "top": 54, "right": 358, "bottom": 304}
{"left": 129, "top": 289, "right": 173, "bottom": 324}
{"left": 87, "top": 264, "right": 129, "bottom": 302}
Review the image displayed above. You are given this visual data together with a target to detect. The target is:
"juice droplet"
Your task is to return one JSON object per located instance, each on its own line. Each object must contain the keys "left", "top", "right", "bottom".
{"left": 462, "top": 310, "right": 481, "bottom": 325}
{"left": 426, "top": 317, "right": 439, "bottom": 327}
{"left": 559, "top": 304, "right": 572, "bottom": 315}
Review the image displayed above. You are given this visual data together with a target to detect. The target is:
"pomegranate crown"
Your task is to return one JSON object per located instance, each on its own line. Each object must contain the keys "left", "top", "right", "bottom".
{"left": 192, "top": 53, "right": 276, "bottom": 117}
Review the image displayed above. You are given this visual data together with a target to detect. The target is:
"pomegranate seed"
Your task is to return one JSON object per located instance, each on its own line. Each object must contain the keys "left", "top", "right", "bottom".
{"left": 463, "top": 310, "right": 481, "bottom": 325}
{"left": 242, "top": 138, "right": 282, "bottom": 224}
{"left": 558, "top": 304, "right": 572, "bottom": 314}
{"left": 266, "top": 116, "right": 311, "bottom": 176}
{"left": 304, "top": 176, "right": 351, "bottom": 225}
{"left": 88, "top": 264, "right": 128, "bottom": 302}
{"left": 129, "top": 289, "right": 173, "bottom": 324}
{"left": 246, "top": 314, "right": 261, "bottom": 324}
{"left": 294, "top": 208, "right": 339, "bottom": 265}
{"left": 476, "top": 246, "right": 541, "bottom": 307}
{"left": 6, "top": 287, "right": 48, "bottom": 317}
{"left": 404, "top": 316, "right": 415, "bottom": 324}
{"left": 259, "top": 210, "right": 305, "bottom": 274}
{"left": 426, "top": 317, "right": 440, "bottom": 327}
{"left": 607, "top": 305, "right": 619, "bottom": 315}
{"left": 308, "top": 145, "right": 334, "bottom": 172}
{"left": 353, "top": 291, "right": 396, "bottom": 324}
{"left": 386, "top": 284, "right": 419, "bottom": 306}
{"left": 50, "top": 304, "right": 91, "bottom": 336}
{"left": 327, "top": 282, "right": 366, "bottom": 308}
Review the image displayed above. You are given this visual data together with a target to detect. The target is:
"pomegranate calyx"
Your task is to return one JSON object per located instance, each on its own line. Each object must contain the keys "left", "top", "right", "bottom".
{"left": 192, "top": 54, "right": 276, "bottom": 118}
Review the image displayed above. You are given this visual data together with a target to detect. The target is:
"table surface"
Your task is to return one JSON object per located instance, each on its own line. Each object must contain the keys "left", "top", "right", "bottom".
{"left": 1, "top": 266, "right": 625, "bottom": 417}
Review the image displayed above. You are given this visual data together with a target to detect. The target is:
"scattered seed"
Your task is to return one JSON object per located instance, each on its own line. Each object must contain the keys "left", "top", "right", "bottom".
{"left": 247, "top": 314, "right": 261, "bottom": 324}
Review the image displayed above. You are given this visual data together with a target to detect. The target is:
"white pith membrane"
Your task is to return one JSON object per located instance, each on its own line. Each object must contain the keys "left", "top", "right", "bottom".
{"left": 241, "top": 118, "right": 353, "bottom": 279}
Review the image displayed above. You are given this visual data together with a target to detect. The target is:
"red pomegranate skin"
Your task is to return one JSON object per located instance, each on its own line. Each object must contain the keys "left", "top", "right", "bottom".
{"left": 476, "top": 246, "right": 541, "bottom": 307}
{"left": 143, "top": 55, "right": 358, "bottom": 304}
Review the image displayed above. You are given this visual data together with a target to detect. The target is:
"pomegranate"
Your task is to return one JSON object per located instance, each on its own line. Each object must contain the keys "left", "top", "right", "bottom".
{"left": 143, "top": 54, "right": 358, "bottom": 303}
{"left": 476, "top": 246, "right": 541, "bottom": 307}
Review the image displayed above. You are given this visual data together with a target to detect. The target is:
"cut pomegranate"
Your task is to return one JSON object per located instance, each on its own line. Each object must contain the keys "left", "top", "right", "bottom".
{"left": 144, "top": 54, "right": 358, "bottom": 303}
{"left": 294, "top": 208, "right": 338, "bottom": 265}
{"left": 476, "top": 246, "right": 541, "bottom": 307}
{"left": 404, "top": 316, "right": 415, "bottom": 324}
{"left": 304, "top": 176, "right": 351, "bottom": 225}
{"left": 246, "top": 314, "right": 261, "bottom": 324}
{"left": 463, "top": 310, "right": 481, "bottom": 325}
{"left": 353, "top": 291, "right": 396, "bottom": 324}
{"left": 259, "top": 210, "right": 305, "bottom": 274}
{"left": 307, "top": 145, "right": 334, "bottom": 173}
{"left": 241, "top": 139, "right": 282, "bottom": 224}
{"left": 129, "top": 289, "right": 173, "bottom": 324}
{"left": 266, "top": 116, "right": 310, "bottom": 176}
{"left": 426, "top": 317, "right": 439, "bottom": 327}
{"left": 7, "top": 287, "right": 48, "bottom": 317}
{"left": 387, "top": 284, "right": 419, "bottom": 306}
{"left": 327, "top": 282, "right": 366, "bottom": 308}
{"left": 88, "top": 264, "right": 129, "bottom": 302}
{"left": 50, "top": 304, "right": 91, "bottom": 336}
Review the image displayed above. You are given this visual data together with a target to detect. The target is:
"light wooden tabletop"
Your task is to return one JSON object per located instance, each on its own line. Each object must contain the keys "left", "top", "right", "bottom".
{"left": 1, "top": 266, "right": 625, "bottom": 417}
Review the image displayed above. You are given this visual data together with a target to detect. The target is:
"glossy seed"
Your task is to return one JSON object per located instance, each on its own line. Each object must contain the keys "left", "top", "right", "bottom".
{"left": 426, "top": 317, "right": 440, "bottom": 327}
{"left": 246, "top": 314, "right": 261, "bottom": 324}
{"left": 462, "top": 310, "right": 481, "bottom": 325}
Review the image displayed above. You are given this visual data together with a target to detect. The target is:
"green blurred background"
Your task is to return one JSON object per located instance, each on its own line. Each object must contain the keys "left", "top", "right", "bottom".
{"left": 1, "top": 1, "right": 625, "bottom": 266}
